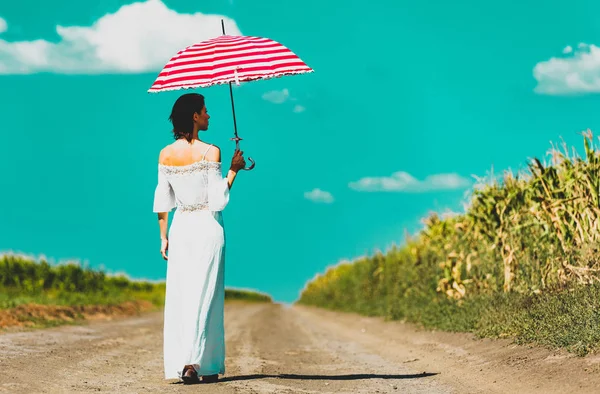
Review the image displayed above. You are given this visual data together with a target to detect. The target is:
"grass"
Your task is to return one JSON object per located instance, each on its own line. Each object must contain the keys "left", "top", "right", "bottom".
{"left": 299, "top": 255, "right": 600, "bottom": 357}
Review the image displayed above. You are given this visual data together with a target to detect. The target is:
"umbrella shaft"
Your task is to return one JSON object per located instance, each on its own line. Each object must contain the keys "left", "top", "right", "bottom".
{"left": 222, "top": 19, "right": 241, "bottom": 152}
{"left": 229, "top": 81, "right": 240, "bottom": 151}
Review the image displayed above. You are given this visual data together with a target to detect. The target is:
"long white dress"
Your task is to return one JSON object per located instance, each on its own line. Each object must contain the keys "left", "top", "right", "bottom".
{"left": 152, "top": 146, "right": 230, "bottom": 380}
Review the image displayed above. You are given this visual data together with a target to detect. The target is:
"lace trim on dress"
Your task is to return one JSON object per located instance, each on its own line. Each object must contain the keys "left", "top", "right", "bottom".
{"left": 177, "top": 202, "right": 209, "bottom": 212}
{"left": 158, "top": 160, "right": 221, "bottom": 175}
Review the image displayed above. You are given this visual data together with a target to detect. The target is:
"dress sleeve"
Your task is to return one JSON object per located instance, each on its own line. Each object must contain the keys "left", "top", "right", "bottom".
{"left": 207, "top": 163, "right": 230, "bottom": 211}
{"left": 153, "top": 167, "right": 176, "bottom": 212}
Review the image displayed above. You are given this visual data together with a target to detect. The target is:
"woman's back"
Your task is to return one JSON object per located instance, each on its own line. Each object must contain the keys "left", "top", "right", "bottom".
{"left": 154, "top": 141, "right": 229, "bottom": 213}
{"left": 159, "top": 140, "right": 219, "bottom": 167}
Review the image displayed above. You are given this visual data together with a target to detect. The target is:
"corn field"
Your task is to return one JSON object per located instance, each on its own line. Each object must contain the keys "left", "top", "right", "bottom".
{"left": 299, "top": 130, "right": 600, "bottom": 309}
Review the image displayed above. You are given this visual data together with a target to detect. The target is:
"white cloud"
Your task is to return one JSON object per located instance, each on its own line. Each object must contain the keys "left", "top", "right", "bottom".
{"left": 262, "top": 89, "right": 308, "bottom": 112}
{"left": 348, "top": 171, "right": 471, "bottom": 192}
{"left": 0, "top": 0, "right": 242, "bottom": 74}
{"left": 262, "top": 88, "right": 290, "bottom": 104}
{"left": 563, "top": 45, "right": 573, "bottom": 54}
{"left": 304, "top": 188, "right": 334, "bottom": 203}
{"left": 533, "top": 42, "right": 600, "bottom": 95}
{"left": 0, "top": 17, "right": 7, "bottom": 34}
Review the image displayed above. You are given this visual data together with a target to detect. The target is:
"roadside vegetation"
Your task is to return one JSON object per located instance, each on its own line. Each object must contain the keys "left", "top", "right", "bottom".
{"left": 0, "top": 253, "right": 271, "bottom": 329}
{"left": 299, "top": 130, "right": 600, "bottom": 356}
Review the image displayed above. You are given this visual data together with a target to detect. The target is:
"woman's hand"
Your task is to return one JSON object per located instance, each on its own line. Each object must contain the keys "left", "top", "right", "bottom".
{"left": 160, "top": 238, "right": 169, "bottom": 260}
{"left": 230, "top": 149, "right": 246, "bottom": 172}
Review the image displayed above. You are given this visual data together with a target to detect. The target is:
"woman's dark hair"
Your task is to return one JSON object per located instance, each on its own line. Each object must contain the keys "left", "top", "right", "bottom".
{"left": 168, "top": 93, "right": 206, "bottom": 142}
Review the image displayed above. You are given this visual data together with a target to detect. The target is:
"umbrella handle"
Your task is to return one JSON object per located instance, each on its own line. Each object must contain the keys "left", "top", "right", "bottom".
{"left": 243, "top": 157, "right": 256, "bottom": 171}
{"left": 232, "top": 137, "right": 255, "bottom": 171}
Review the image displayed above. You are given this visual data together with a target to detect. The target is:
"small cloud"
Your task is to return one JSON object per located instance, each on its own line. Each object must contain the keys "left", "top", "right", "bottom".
{"left": 533, "top": 42, "right": 600, "bottom": 95}
{"left": 0, "top": 0, "right": 242, "bottom": 74}
{"left": 304, "top": 188, "right": 334, "bottom": 203}
{"left": 262, "top": 88, "right": 290, "bottom": 104}
{"left": 348, "top": 171, "right": 471, "bottom": 192}
{"left": 262, "top": 89, "right": 308, "bottom": 111}
{"left": 0, "top": 17, "right": 6, "bottom": 34}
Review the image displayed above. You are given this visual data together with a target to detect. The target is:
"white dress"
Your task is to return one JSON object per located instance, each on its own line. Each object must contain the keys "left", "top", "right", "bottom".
{"left": 152, "top": 145, "right": 230, "bottom": 380}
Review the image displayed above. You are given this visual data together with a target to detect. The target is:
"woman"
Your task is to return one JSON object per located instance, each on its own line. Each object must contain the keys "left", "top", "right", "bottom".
{"left": 153, "top": 93, "right": 246, "bottom": 384}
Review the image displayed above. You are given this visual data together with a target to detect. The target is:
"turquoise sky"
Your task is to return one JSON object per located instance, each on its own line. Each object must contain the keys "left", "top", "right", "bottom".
{"left": 2, "top": 0, "right": 600, "bottom": 303}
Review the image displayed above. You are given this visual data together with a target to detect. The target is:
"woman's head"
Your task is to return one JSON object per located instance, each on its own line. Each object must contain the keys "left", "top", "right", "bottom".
{"left": 168, "top": 93, "right": 210, "bottom": 142}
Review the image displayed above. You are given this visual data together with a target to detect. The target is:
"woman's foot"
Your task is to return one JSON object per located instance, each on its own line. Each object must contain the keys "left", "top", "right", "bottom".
{"left": 181, "top": 365, "right": 200, "bottom": 384}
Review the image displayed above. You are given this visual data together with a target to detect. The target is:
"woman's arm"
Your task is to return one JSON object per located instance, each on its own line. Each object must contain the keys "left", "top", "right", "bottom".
{"left": 154, "top": 147, "right": 175, "bottom": 260}
{"left": 158, "top": 212, "right": 169, "bottom": 240}
{"left": 158, "top": 212, "right": 169, "bottom": 260}
{"left": 226, "top": 168, "right": 238, "bottom": 189}
{"left": 209, "top": 146, "right": 245, "bottom": 190}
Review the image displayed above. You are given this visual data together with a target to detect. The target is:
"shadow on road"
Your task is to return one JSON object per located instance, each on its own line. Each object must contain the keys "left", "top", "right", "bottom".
{"left": 218, "top": 372, "right": 439, "bottom": 382}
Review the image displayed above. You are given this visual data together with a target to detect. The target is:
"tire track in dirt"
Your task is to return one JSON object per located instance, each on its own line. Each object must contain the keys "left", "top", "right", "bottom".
{"left": 221, "top": 303, "right": 446, "bottom": 394}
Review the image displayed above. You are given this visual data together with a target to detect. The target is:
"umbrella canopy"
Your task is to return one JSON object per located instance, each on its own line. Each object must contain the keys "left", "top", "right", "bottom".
{"left": 148, "top": 22, "right": 313, "bottom": 171}
{"left": 148, "top": 34, "right": 313, "bottom": 92}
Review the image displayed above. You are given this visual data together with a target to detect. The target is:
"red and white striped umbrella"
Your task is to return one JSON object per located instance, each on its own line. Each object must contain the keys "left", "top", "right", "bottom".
{"left": 148, "top": 34, "right": 313, "bottom": 92}
{"left": 148, "top": 21, "right": 313, "bottom": 171}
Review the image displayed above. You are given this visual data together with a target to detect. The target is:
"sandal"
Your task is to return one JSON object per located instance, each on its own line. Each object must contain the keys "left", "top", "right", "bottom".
{"left": 181, "top": 365, "right": 200, "bottom": 384}
{"left": 200, "top": 374, "right": 219, "bottom": 383}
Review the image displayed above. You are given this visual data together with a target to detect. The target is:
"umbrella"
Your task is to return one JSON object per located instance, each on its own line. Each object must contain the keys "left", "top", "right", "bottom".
{"left": 148, "top": 20, "right": 313, "bottom": 171}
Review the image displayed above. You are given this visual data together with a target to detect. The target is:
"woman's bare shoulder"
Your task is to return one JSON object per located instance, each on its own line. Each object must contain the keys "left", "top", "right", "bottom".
{"left": 204, "top": 144, "right": 221, "bottom": 162}
{"left": 158, "top": 144, "right": 173, "bottom": 165}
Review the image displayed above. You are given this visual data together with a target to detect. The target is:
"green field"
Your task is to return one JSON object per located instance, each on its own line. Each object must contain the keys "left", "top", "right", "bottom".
{"left": 0, "top": 253, "right": 271, "bottom": 328}
{"left": 298, "top": 130, "right": 600, "bottom": 356}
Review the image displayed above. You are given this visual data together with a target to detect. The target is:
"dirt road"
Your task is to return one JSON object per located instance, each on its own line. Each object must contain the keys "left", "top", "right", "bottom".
{"left": 1, "top": 302, "right": 599, "bottom": 393}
